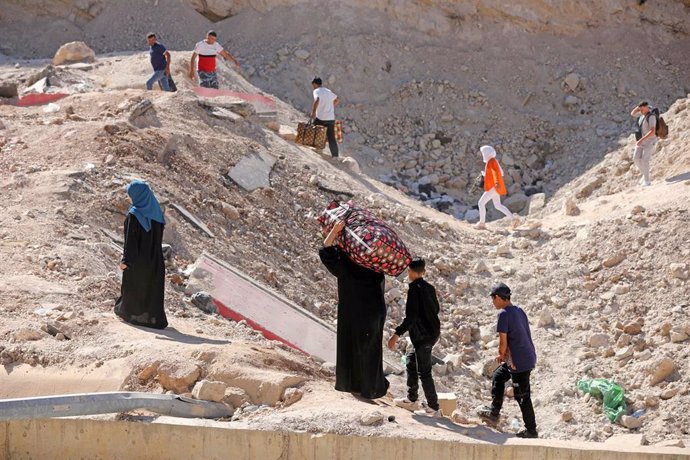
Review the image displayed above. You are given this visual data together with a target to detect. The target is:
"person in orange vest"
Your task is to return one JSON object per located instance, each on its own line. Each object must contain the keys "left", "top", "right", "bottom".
{"left": 476, "top": 145, "right": 518, "bottom": 229}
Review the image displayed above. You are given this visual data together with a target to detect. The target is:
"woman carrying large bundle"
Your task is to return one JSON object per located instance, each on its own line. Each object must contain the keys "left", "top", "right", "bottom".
{"left": 319, "top": 221, "right": 390, "bottom": 400}
{"left": 114, "top": 180, "right": 168, "bottom": 329}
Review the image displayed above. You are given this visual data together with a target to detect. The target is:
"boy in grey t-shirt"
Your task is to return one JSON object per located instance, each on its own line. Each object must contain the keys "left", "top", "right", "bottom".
{"left": 630, "top": 101, "right": 657, "bottom": 187}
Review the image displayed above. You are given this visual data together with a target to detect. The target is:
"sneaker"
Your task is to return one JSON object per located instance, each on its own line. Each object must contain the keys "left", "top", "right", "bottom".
{"left": 393, "top": 398, "right": 421, "bottom": 412}
{"left": 516, "top": 428, "right": 539, "bottom": 438}
{"left": 476, "top": 222, "right": 487, "bottom": 230}
{"left": 511, "top": 216, "right": 521, "bottom": 228}
{"left": 476, "top": 405, "right": 500, "bottom": 424}
{"left": 413, "top": 406, "right": 443, "bottom": 417}
{"left": 641, "top": 180, "right": 651, "bottom": 187}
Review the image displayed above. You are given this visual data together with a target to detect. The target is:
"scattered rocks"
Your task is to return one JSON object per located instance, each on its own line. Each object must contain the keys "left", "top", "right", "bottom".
{"left": 157, "top": 361, "right": 202, "bottom": 394}
{"left": 537, "top": 308, "right": 555, "bottom": 328}
{"left": 561, "top": 411, "right": 574, "bottom": 422}
{"left": 623, "top": 321, "right": 642, "bottom": 335}
{"left": 12, "top": 327, "right": 46, "bottom": 342}
{"left": 360, "top": 410, "right": 385, "bottom": 426}
{"left": 281, "top": 387, "right": 304, "bottom": 407}
{"left": 224, "top": 387, "right": 250, "bottom": 408}
{"left": 52, "top": 41, "right": 96, "bottom": 65}
{"left": 588, "top": 333, "right": 610, "bottom": 348}
{"left": 563, "top": 73, "right": 582, "bottom": 92}
{"left": 294, "top": 49, "right": 311, "bottom": 60}
{"left": 221, "top": 202, "right": 241, "bottom": 220}
{"left": 620, "top": 415, "right": 642, "bottom": 430}
{"left": 649, "top": 358, "right": 675, "bottom": 386}
{"left": 192, "top": 379, "right": 227, "bottom": 402}
{"left": 668, "top": 263, "right": 689, "bottom": 280}
{"left": 451, "top": 409, "right": 470, "bottom": 424}
{"left": 603, "top": 253, "right": 626, "bottom": 268}
{"left": 564, "top": 198, "right": 580, "bottom": 216}
{"left": 191, "top": 291, "right": 218, "bottom": 315}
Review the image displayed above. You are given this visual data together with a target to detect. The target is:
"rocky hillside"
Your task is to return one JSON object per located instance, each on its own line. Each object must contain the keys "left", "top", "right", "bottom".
{"left": 1, "top": 0, "right": 689, "bottom": 447}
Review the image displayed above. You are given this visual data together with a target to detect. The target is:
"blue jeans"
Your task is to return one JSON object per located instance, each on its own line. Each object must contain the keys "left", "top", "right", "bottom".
{"left": 146, "top": 70, "right": 170, "bottom": 91}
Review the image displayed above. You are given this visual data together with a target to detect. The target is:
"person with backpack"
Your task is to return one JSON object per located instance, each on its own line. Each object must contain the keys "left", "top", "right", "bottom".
{"left": 630, "top": 101, "right": 659, "bottom": 187}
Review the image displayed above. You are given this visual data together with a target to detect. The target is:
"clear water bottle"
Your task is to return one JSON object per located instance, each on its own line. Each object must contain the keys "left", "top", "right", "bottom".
{"left": 632, "top": 409, "right": 646, "bottom": 418}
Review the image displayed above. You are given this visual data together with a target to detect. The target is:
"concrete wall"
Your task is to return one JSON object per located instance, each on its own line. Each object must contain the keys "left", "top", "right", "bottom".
{"left": 1, "top": 418, "right": 688, "bottom": 460}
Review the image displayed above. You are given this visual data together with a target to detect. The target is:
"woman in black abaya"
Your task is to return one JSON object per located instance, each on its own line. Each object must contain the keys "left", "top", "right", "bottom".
{"left": 114, "top": 180, "right": 167, "bottom": 329}
{"left": 319, "top": 221, "right": 389, "bottom": 399}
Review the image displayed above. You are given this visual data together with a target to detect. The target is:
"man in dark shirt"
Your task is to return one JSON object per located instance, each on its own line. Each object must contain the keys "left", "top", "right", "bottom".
{"left": 387, "top": 257, "right": 442, "bottom": 416}
{"left": 146, "top": 33, "right": 171, "bottom": 92}
{"left": 477, "top": 283, "right": 538, "bottom": 438}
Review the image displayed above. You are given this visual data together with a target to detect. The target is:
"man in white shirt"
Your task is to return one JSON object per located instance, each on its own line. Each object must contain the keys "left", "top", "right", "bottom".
{"left": 630, "top": 101, "right": 657, "bottom": 187}
{"left": 188, "top": 30, "right": 240, "bottom": 89}
{"left": 310, "top": 77, "right": 340, "bottom": 157}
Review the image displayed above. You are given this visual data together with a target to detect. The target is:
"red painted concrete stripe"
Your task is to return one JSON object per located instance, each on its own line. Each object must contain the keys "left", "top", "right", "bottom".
{"left": 16, "top": 93, "right": 70, "bottom": 107}
{"left": 213, "top": 299, "right": 310, "bottom": 356}
{"left": 192, "top": 87, "right": 276, "bottom": 111}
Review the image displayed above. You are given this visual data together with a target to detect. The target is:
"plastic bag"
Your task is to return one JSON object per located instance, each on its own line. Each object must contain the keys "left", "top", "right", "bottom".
{"left": 577, "top": 378, "right": 627, "bottom": 422}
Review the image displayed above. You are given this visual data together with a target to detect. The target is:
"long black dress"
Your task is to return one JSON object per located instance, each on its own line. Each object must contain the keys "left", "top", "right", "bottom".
{"left": 114, "top": 214, "right": 167, "bottom": 329}
{"left": 319, "top": 245, "right": 389, "bottom": 399}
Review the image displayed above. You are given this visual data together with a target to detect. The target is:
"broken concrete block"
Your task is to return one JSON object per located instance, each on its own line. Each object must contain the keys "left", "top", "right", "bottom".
{"left": 223, "top": 387, "right": 250, "bottom": 408}
{"left": 437, "top": 392, "right": 456, "bottom": 416}
{"left": 191, "top": 291, "right": 218, "bottom": 315}
{"left": 281, "top": 387, "right": 303, "bottom": 407}
{"left": 156, "top": 361, "right": 202, "bottom": 394}
{"left": 228, "top": 151, "right": 276, "bottom": 192}
{"left": 192, "top": 380, "right": 227, "bottom": 402}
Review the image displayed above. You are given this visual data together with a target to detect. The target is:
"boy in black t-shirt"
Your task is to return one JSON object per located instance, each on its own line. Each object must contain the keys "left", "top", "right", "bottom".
{"left": 387, "top": 258, "right": 442, "bottom": 416}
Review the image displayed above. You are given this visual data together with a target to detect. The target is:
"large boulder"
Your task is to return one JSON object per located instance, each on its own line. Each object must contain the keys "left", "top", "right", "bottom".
{"left": 53, "top": 41, "right": 96, "bottom": 65}
{"left": 504, "top": 193, "right": 529, "bottom": 213}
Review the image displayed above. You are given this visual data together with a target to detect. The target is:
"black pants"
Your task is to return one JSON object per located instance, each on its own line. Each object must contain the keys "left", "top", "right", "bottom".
{"left": 313, "top": 118, "right": 339, "bottom": 157}
{"left": 491, "top": 363, "right": 536, "bottom": 431}
{"left": 406, "top": 340, "right": 439, "bottom": 410}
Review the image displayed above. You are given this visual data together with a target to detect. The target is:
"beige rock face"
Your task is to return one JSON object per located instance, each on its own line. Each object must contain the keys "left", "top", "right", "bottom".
{"left": 52, "top": 41, "right": 96, "bottom": 65}
{"left": 192, "top": 380, "right": 227, "bottom": 402}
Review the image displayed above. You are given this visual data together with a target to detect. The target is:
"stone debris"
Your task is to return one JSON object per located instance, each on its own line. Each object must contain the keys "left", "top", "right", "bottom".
{"left": 281, "top": 387, "right": 304, "bottom": 407}
{"left": 227, "top": 152, "right": 277, "bottom": 192}
{"left": 191, "top": 291, "right": 218, "bottom": 314}
{"left": 52, "top": 41, "right": 96, "bottom": 65}
{"left": 564, "top": 198, "right": 580, "bottom": 216}
{"left": 648, "top": 358, "right": 675, "bottom": 386}
{"left": 192, "top": 379, "right": 227, "bottom": 402}
{"left": 360, "top": 411, "right": 385, "bottom": 426}
{"left": 620, "top": 415, "right": 642, "bottom": 430}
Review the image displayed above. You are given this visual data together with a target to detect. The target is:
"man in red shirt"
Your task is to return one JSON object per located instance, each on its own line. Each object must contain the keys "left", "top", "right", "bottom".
{"left": 188, "top": 31, "right": 240, "bottom": 89}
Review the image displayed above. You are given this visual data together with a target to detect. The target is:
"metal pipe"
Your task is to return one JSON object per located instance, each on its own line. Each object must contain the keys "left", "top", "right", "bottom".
{"left": 0, "top": 392, "right": 232, "bottom": 420}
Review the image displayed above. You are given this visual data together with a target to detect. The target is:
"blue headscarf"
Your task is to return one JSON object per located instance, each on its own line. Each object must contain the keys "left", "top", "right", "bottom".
{"left": 127, "top": 180, "right": 166, "bottom": 232}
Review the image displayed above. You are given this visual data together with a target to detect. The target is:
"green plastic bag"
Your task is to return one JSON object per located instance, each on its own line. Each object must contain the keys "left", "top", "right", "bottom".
{"left": 577, "top": 378, "right": 627, "bottom": 423}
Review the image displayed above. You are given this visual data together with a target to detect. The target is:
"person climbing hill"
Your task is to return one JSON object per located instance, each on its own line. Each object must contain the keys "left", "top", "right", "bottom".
{"left": 476, "top": 145, "right": 518, "bottom": 229}
{"left": 189, "top": 30, "right": 240, "bottom": 89}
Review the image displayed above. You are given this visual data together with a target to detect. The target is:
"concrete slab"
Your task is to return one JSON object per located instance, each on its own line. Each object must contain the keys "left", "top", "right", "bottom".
{"left": 228, "top": 151, "right": 276, "bottom": 192}
{"left": 171, "top": 203, "right": 215, "bottom": 238}
{"left": 188, "top": 253, "right": 403, "bottom": 374}
{"left": 188, "top": 253, "right": 336, "bottom": 363}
